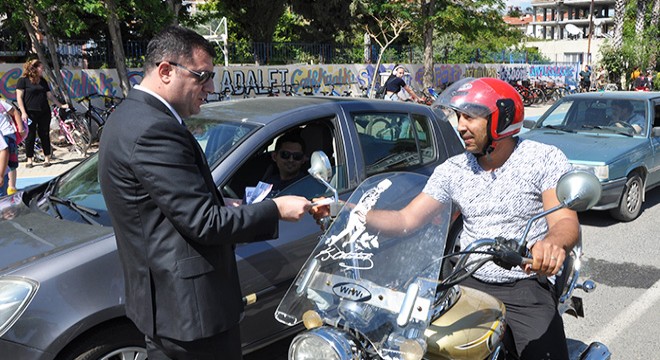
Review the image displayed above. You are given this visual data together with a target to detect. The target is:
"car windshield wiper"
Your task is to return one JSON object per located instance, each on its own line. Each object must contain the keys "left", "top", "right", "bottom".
{"left": 47, "top": 195, "right": 101, "bottom": 226}
{"left": 541, "top": 125, "right": 575, "bottom": 133}
{"left": 581, "top": 124, "right": 633, "bottom": 137}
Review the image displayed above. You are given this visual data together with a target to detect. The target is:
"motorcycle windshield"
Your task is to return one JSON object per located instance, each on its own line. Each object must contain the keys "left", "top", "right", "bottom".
{"left": 275, "top": 172, "right": 451, "bottom": 359}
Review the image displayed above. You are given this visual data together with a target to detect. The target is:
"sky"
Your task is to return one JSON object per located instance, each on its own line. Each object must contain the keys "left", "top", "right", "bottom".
{"left": 506, "top": 1, "right": 532, "bottom": 10}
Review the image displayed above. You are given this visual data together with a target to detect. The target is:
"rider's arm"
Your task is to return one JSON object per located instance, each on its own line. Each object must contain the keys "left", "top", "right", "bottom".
{"left": 527, "top": 187, "right": 579, "bottom": 276}
{"left": 403, "top": 85, "right": 422, "bottom": 103}
{"left": 365, "top": 192, "right": 442, "bottom": 235}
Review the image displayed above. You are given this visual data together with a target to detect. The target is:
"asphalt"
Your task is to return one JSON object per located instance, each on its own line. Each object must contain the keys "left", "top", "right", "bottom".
{"left": 16, "top": 144, "right": 98, "bottom": 188}
{"left": 15, "top": 103, "right": 552, "bottom": 187}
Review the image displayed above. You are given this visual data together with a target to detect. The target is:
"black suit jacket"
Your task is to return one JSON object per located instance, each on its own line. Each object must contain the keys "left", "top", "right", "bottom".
{"left": 98, "top": 89, "right": 279, "bottom": 341}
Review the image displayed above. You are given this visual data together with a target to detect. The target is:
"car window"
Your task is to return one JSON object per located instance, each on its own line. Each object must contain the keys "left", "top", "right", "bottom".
{"left": 222, "top": 118, "right": 346, "bottom": 203}
{"left": 187, "top": 118, "right": 259, "bottom": 166}
{"left": 537, "top": 100, "right": 573, "bottom": 127}
{"left": 538, "top": 98, "right": 647, "bottom": 136}
{"left": 352, "top": 112, "right": 436, "bottom": 176}
{"left": 653, "top": 102, "right": 660, "bottom": 128}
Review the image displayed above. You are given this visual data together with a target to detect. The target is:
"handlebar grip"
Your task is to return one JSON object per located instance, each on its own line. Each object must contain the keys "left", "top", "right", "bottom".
{"left": 521, "top": 257, "right": 533, "bottom": 265}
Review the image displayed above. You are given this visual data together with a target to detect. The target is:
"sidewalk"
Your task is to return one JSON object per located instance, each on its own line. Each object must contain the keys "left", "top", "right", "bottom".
{"left": 16, "top": 144, "right": 98, "bottom": 188}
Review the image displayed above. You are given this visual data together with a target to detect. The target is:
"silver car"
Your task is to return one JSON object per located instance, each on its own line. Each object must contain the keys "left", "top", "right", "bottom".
{"left": 0, "top": 97, "right": 464, "bottom": 359}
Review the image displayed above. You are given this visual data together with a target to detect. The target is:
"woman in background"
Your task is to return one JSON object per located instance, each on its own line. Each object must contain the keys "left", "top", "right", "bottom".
{"left": 16, "top": 59, "right": 67, "bottom": 168}
{"left": 383, "top": 65, "right": 423, "bottom": 103}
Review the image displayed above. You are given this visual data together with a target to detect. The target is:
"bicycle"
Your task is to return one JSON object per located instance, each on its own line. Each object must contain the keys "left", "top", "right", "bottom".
{"left": 75, "top": 93, "right": 123, "bottom": 144}
{"left": 51, "top": 105, "right": 91, "bottom": 156}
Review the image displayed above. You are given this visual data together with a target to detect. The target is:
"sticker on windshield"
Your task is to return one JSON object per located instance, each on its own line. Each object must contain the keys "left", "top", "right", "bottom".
{"left": 315, "top": 179, "right": 392, "bottom": 270}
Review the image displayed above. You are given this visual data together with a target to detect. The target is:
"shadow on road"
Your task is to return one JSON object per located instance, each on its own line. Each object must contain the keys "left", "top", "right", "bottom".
{"left": 578, "top": 186, "right": 660, "bottom": 227}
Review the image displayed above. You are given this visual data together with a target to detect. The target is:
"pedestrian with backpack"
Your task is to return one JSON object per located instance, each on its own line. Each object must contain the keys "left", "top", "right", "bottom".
{"left": 382, "top": 65, "right": 424, "bottom": 103}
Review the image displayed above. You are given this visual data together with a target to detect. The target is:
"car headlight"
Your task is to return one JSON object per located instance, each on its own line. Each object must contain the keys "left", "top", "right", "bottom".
{"left": 0, "top": 277, "right": 39, "bottom": 337}
{"left": 289, "top": 327, "right": 353, "bottom": 360}
{"left": 571, "top": 164, "right": 609, "bottom": 181}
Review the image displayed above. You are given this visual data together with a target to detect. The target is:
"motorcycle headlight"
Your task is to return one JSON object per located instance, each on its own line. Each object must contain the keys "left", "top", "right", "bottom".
{"left": 0, "top": 277, "right": 39, "bottom": 337}
{"left": 571, "top": 164, "right": 609, "bottom": 181}
{"left": 288, "top": 327, "right": 353, "bottom": 360}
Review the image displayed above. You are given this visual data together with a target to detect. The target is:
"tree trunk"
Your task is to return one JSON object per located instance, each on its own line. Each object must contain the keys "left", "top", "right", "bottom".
{"left": 28, "top": 1, "right": 69, "bottom": 103}
{"left": 421, "top": 0, "right": 434, "bottom": 92}
{"left": 635, "top": 0, "right": 649, "bottom": 36}
{"left": 613, "top": 0, "right": 625, "bottom": 50}
{"left": 105, "top": 0, "right": 130, "bottom": 97}
{"left": 166, "top": 0, "right": 182, "bottom": 26}
{"left": 648, "top": 0, "right": 660, "bottom": 69}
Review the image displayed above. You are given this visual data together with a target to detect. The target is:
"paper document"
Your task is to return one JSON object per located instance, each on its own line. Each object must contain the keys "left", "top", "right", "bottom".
{"left": 245, "top": 182, "right": 273, "bottom": 204}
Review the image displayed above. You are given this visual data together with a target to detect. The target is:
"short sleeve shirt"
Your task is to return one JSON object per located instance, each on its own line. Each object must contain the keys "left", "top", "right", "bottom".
{"left": 0, "top": 99, "right": 16, "bottom": 136}
{"left": 423, "top": 138, "right": 572, "bottom": 283}
{"left": 385, "top": 77, "right": 406, "bottom": 93}
{"left": 628, "top": 113, "right": 646, "bottom": 133}
{"left": 17, "top": 77, "right": 51, "bottom": 112}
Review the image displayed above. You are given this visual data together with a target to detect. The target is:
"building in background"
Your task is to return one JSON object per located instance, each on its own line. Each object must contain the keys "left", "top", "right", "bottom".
{"left": 509, "top": 0, "right": 618, "bottom": 65}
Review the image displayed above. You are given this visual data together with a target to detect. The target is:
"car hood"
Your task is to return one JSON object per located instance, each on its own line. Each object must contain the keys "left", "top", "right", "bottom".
{"left": 521, "top": 131, "right": 647, "bottom": 164}
{"left": 0, "top": 193, "right": 114, "bottom": 273}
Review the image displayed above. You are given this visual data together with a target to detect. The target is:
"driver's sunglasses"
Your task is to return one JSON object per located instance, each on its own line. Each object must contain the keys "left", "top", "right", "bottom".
{"left": 279, "top": 150, "right": 304, "bottom": 161}
{"left": 159, "top": 61, "right": 215, "bottom": 84}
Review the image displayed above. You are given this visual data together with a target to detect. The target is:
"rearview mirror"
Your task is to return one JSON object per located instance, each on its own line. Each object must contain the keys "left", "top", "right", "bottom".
{"left": 556, "top": 170, "right": 602, "bottom": 212}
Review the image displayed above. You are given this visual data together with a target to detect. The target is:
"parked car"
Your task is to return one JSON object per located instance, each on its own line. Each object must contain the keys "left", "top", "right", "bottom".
{"left": 520, "top": 92, "right": 660, "bottom": 221}
{"left": 0, "top": 97, "right": 464, "bottom": 360}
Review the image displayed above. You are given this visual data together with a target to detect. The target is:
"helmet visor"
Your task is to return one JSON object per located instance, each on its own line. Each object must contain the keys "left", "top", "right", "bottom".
{"left": 432, "top": 78, "right": 497, "bottom": 120}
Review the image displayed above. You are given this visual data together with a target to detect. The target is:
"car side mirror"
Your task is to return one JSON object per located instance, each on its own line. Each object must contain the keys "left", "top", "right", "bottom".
{"left": 308, "top": 151, "right": 332, "bottom": 182}
{"left": 556, "top": 170, "right": 602, "bottom": 212}
{"left": 652, "top": 126, "right": 660, "bottom": 137}
{"left": 523, "top": 119, "right": 536, "bottom": 129}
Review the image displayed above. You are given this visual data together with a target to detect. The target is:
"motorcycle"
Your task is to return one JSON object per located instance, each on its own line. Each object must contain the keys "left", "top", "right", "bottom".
{"left": 274, "top": 151, "right": 611, "bottom": 360}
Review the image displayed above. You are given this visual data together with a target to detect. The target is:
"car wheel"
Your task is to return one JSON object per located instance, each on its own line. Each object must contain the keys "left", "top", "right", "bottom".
{"left": 58, "top": 321, "right": 146, "bottom": 360}
{"left": 610, "top": 174, "right": 643, "bottom": 222}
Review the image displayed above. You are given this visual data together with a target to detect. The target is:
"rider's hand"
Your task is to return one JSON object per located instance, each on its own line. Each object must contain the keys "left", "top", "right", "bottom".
{"left": 310, "top": 197, "right": 331, "bottom": 230}
{"left": 526, "top": 240, "right": 566, "bottom": 276}
{"left": 60, "top": 103, "right": 69, "bottom": 109}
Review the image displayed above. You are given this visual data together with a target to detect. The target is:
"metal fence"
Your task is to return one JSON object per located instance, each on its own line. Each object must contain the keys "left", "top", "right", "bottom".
{"left": 4, "top": 39, "right": 561, "bottom": 68}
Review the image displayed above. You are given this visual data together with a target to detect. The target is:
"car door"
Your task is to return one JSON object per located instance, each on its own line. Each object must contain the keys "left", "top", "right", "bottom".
{"left": 215, "top": 112, "right": 353, "bottom": 350}
{"left": 648, "top": 101, "right": 660, "bottom": 186}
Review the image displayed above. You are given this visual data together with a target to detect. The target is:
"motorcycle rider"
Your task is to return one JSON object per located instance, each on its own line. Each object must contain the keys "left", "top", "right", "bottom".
{"left": 311, "top": 77, "right": 579, "bottom": 359}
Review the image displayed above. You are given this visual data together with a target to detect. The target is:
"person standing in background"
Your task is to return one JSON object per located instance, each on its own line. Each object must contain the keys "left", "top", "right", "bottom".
{"left": 15, "top": 59, "right": 68, "bottom": 168}
{"left": 0, "top": 97, "right": 25, "bottom": 195}
{"left": 0, "top": 135, "right": 8, "bottom": 196}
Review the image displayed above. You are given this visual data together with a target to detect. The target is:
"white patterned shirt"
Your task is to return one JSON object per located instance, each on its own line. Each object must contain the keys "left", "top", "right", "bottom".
{"left": 423, "top": 138, "right": 572, "bottom": 283}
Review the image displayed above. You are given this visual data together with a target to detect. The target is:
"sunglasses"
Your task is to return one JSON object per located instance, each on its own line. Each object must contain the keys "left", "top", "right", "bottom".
{"left": 279, "top": 150, "right": 304, "bottom": 161}
{"left": 159, "top": 61, "right": 215, "bottom": 83}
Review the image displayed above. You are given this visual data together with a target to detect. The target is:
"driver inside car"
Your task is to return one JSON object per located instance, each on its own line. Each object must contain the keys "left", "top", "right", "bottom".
{"left": 610, "top": 99, "right": 645, "bottom": 134}
{"left": 310, "top": 77, "right": 579, "bottom": 360}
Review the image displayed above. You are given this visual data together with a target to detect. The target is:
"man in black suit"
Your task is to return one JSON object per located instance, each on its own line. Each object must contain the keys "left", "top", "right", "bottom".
{"left": 98, "top": 26, "right": 311, "bottom": 360}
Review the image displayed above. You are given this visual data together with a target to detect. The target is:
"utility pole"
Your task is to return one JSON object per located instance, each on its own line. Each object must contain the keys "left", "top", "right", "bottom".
{"left": 586, "top": 0, "right": 595, "bottom": 64}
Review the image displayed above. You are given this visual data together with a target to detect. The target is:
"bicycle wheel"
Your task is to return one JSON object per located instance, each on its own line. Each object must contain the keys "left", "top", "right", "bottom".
{"left": 69, "top": 118, "right": 92, "bottom": 156}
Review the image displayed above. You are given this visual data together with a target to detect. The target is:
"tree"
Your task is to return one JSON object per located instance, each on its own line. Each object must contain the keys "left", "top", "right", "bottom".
{"left": 104, "top": 0, "right": 130, "bottom": 97}
{"left": 635, "top": 0, "right": 649, "bottom": 36}
{"left": 612, "top": 0, "right": 626, "bottom": 50}
{"left": 206, "top": 0, "right": 288, "bottom": 64}
{"left": 351, "top": 0, "right": 415, "bottom": 98}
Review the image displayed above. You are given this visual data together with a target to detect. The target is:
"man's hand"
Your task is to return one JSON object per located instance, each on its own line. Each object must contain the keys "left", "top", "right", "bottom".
{"left": 526, "top": 239, "right": 566, "bottom": 276}
{"left": 272, "top": 196, "right": 312, "bottom": 221}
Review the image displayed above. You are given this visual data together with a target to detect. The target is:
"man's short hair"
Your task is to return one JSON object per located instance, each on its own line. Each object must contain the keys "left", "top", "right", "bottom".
{"left": 612, "top": 100, "right": 633, "bottom": 112}
{"left": 143, "top": 26, "right": 216, "bottom": 73}
{"left": 275, "top": 131, "right": 306, "bottom": 153}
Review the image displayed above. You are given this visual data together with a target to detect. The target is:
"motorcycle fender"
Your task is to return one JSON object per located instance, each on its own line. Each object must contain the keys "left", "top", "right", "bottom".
{"left": 424, "top": 286, "right": 506, "bottom": 360}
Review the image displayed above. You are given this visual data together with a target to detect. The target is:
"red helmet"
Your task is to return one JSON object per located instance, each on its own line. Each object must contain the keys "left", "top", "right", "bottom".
{"left": 434, "top": 77, "right": 524, "bottom": 142}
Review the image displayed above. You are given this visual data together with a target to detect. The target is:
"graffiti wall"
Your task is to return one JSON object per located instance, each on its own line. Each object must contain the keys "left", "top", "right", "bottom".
{"left": 0, "top": 63, "right": 579, "bottom": 102}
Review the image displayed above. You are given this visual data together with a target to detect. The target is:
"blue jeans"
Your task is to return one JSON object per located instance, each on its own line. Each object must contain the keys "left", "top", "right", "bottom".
{"left": 0, "top": 173, "right": 7, "bottom": 196}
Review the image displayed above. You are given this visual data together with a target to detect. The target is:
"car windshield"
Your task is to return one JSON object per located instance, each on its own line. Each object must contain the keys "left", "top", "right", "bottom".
{"left": 536, "top": 98, "right": 648, "bottom": 137}
{"left": 53, "top": 119, "right": 258, "bottom": 213}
